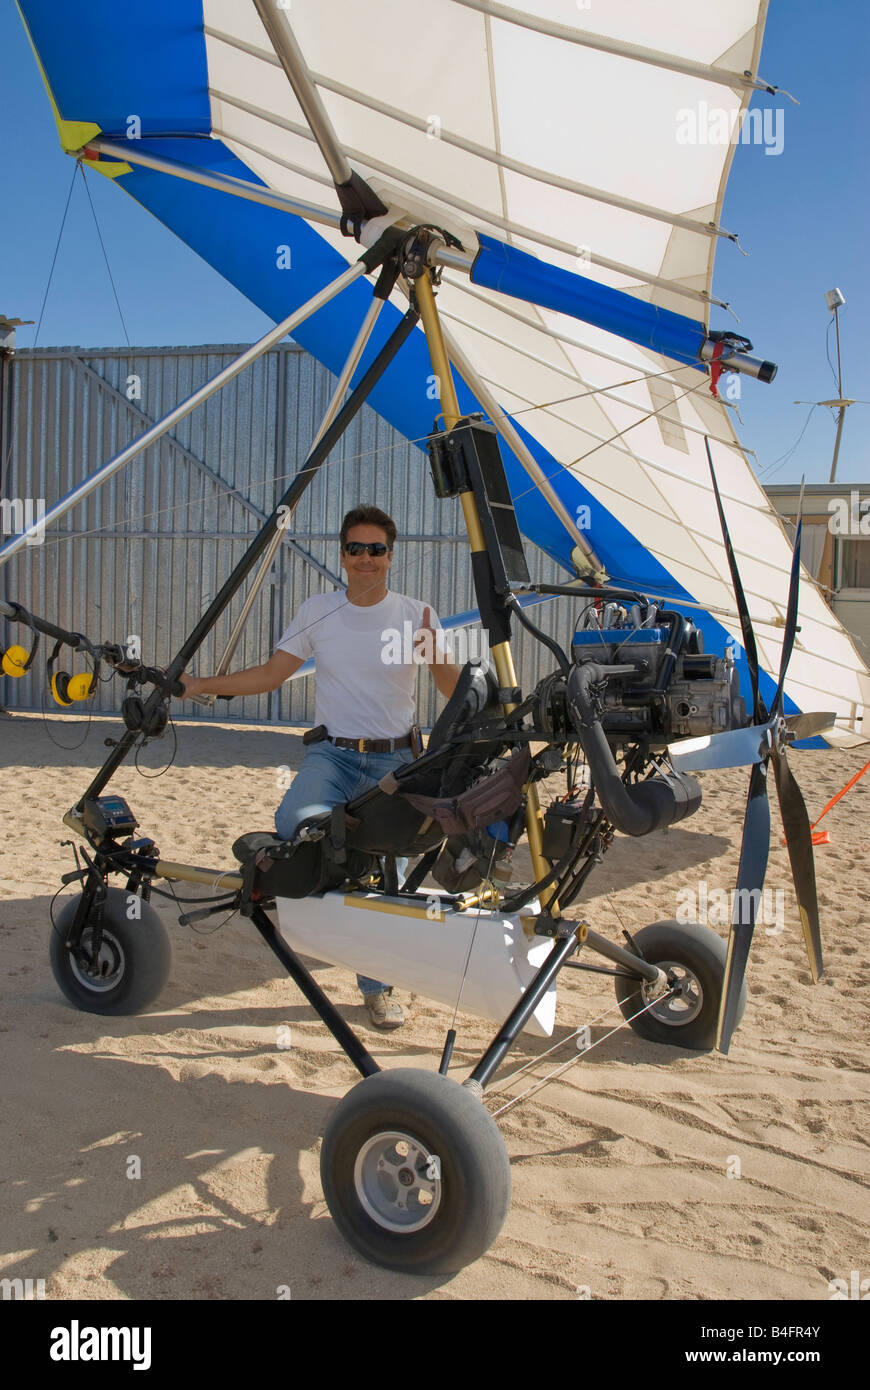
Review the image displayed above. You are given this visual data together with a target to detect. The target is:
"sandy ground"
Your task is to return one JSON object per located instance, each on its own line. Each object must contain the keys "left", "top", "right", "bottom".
{"left": 0, "top": 709, "right": 868, "bottom": 1301}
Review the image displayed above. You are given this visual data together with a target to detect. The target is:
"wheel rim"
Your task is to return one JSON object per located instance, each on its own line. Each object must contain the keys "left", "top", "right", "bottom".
{"left": 353, "top": 1130, "right": 442, "bottom": 1234}
{"left": 68, "top": 928, "right": 126, "bottom": 993}
{"left": 645, "top": 959, "right": 704, "bottom": 1026}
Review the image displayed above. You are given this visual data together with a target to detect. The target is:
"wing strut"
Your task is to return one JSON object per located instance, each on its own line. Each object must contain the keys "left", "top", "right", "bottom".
{"left": 206, "top": 293, "right": 387, "bottom": 697}
{"left": 0, "top": 261, "right": 367, "bottom": 567}
{"left": 251, "top": 0, "right": 387, "bottom": 234}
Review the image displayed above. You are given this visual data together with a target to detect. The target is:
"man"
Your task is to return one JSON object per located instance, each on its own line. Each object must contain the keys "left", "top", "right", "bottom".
{"left": 180, "top": 505, "right": 460, "bottom": 1029}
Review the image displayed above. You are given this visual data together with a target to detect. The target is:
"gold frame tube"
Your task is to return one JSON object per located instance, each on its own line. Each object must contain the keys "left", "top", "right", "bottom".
{"left": 414, "top": 272, "right": 558, "bottom": 913}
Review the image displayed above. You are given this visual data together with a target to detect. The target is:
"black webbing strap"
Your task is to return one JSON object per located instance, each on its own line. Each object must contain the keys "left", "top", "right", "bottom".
{"left": 329, "top": 805, "right": 347, "bottom": 868}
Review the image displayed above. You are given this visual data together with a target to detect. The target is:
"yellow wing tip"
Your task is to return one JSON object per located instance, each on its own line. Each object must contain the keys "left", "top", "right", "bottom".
{"left": 16, "top": 1, "right": 130, "bottom": 177}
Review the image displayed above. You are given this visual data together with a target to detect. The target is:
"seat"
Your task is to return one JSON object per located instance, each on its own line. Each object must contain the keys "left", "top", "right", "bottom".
{"left": 426, "top": 659, "right": 496, "bottom": 752}
{"left": 232, "top": 661, "right": 506, "bottom": 894}
{"left": 340, "top": 660, "right": 502, "bottom": 853}
{"left": 232, "top": 821, "right": 380, "bottom": 900}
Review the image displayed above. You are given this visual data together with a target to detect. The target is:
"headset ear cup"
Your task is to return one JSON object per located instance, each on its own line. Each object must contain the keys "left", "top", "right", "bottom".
{"left": 122, "top": 694, "right": 167, "bottom": 737}
{"left": 148, "top": 704, "right": 168, "bottom": 738}
{"left": 51, "top": 671, "right": 74, "bottom": 706}
{"left": 1, "top": 645, "right": 31, "bottom": 678}
{"left": 67, "top": 672, "right": 96, "bottom": 701}
{"left": 122, "top": 693, "right": 145, "bottom": 732}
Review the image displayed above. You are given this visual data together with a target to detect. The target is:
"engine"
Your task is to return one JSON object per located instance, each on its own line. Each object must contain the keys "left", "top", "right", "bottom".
{"left": 568, "top": 602, "right": 746, "bottom": 744}
{"left": 524, "top": 601, "right": 749, "bottom": 840}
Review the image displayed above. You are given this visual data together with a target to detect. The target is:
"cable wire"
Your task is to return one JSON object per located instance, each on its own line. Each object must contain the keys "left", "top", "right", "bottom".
{"left": 33, "top": 165, "right": 78, "bottom": 348}
{"left": 758, "top": 403, "right": 818, "bottom": 481}
{"left": 78, "top": 163, "right": 131, "bottom": 348}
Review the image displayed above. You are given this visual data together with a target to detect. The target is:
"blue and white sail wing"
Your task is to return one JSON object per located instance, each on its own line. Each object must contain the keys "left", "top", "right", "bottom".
{"left": 17, "top": 0, "right": 870, "bottom": 745}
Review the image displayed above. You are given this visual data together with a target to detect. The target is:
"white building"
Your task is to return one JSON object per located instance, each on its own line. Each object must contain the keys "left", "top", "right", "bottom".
{"left": 765, "top": 483, "right": 870, "bottom": 660}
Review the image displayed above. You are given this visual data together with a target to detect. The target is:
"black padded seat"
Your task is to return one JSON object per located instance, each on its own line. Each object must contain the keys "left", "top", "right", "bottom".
{"left": 340, "top": 661, "right": 500, "bottom": 853}
{"left": 340, "top": 793, "right": 446, "bottom": 855}
{"left": 426, "top": 659, "right": 495, "bottom": 752}
{"left": 233, "top": 661, "right": 505, "bottom": 879}
{"left": 232, "top": 825, "right": 378, "bottom": 899}
{"left": 232, "top": 831, "right": 285, "bottom": 863}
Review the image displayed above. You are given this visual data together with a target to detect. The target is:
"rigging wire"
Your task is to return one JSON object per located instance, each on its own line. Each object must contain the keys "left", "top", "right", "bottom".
{"left": 479, "top": 359, "right": 709, "bottom": 421}
{"left": 20, "top": 355, "right": 732, "bottom": 561}
{"left": 446, "top": 835, "right": 501, "bottom": 1041}
{"left": 148, "top": 885, "right": 237, "bottom": 905}
{"left": 486, "top": 994, "right": 632, "bottom": 1094}
{"left": 160, "top": 876, "right": 238, "bottom": 933}
{"left": 6, "top": 324, "right": 783, "bottom": 664}
{"left": 487, "top": 988, "right": 676, "bottom": 1118}
{"left": 77, "top": 163, "right": 131, "bottom": 349}
{"left": 507, "top": 372, "right": 714, "bottom": 508}
{"left": 33, "top": 164, "right": 79, "bottom": 348}
{"left": 757, "top": 403, "right": 819, "bottom": 481}
{"left": 76, "top": 160, "right": 137, "bottom": 654}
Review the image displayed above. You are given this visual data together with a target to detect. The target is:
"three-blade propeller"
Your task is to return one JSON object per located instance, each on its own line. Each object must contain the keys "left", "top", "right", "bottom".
{"left": 673, "top": 444, "right": 824, "bottom": 1052}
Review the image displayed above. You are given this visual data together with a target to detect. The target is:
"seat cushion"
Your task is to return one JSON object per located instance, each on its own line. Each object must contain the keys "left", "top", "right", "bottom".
{"left": 426, "top": 659, "right": 496, "bottom": 752}
{"left": 232, "top": 831, "right": 287, "bottom": 863}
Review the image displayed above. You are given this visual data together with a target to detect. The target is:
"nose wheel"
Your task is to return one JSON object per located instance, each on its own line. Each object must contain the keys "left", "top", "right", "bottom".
{"left": 49, "top": 886, "right": 172, "bottom": 1015}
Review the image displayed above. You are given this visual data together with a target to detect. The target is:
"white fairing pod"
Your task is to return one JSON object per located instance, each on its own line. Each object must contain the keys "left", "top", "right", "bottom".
{"left": 276, "top": 891, "right": 556, "bottom": 1037}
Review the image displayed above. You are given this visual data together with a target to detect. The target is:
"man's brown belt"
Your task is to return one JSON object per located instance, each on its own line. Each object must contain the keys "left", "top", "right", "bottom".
{"left": 327, "top": 734, "right": 412, "bottom": 753}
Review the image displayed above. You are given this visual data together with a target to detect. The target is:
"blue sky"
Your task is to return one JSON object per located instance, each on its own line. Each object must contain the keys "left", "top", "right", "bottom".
{"left": 2, "top": 0, "right": 867, "bottom": 485}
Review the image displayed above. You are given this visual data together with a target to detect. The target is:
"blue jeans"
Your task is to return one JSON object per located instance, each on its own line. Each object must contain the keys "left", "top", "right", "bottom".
{"left": 275, "top": 740, "right": 416, "bottom": 995}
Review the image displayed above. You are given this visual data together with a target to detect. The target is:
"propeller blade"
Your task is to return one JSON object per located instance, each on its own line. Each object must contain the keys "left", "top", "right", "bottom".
{"left": 771, "top": 746, "right": 824, "bottom": 983}
{"left": 667, "top": 720, "right": 775, "bottom": 772}
{"left": 717, "top": 760, "right": 771, "bottom": 1053}
{"left": 771, "top": 483, "right": 804, "bottom": 716}
{"left": 705, "top": 437, "right": 766, "bottom": 724}
{"left": 784, "top": 711, "right": 837, "bottom": 740}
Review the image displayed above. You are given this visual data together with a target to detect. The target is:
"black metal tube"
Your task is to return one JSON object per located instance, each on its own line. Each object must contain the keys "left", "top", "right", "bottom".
{"left": 0, "top": 599, "right": 93, "bottom": 652}
{"left": 584, "top": 927, "right": 660, "bottom": 982}
{"left": 438, "top": 1028, "right": 456, "bottom": 1076}
{"left": 166, "top": 306, "right": 421, "bottom": 682}
{"left": 467, "top": 924, "right": 585, "bottom": 1089}
{"left": 249, "top": 904, "right": 381, "bottom": 1079}
{"left": 566, "top": 662, "right": 700, "bottom": 837}
{"left": 562, "top": 960, "right": 639, "bottom": 979}
{"left": 77, "top": 306, "right": 421, "bottom": 804}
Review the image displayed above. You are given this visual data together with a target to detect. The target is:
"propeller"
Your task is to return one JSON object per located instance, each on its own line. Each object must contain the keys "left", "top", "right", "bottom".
{"left": 702, "top": 443, "right": 823, "bottom": 1052}
{"left": 667, "top": 712, "right": 837, "bottom": 773}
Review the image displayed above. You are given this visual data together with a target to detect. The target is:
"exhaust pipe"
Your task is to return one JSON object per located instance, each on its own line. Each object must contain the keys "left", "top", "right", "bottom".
{"left": 567, "top": 662, "right": 701, "bottom": 836}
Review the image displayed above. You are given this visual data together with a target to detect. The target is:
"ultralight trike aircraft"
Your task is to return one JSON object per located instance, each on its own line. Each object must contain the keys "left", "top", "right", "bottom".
{"left": 3, "top": 0, "right": 869, "bottom": 1275}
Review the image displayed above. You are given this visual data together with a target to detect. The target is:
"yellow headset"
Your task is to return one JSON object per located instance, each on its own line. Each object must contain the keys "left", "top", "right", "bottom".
{"left": 1, "top": 626, "right": 39, "bottom": 678}
{"left": 46, "top": 640, "right": 97, "bottom": 706}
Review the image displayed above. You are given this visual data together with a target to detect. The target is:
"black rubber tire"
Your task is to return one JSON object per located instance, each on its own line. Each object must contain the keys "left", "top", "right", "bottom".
{"left": 320, "top": 1068, "right": 511, "bottom": 1274}
{"left": 49, "top": 886, "right": 172, "bottom": 1015}
{"left": 614, "top": 918, "right": 747, "bottom": 1050}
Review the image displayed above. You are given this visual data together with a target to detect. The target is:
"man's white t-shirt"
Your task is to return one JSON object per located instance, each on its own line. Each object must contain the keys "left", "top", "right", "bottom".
{"left": 275, "top": 589, "right": 450, "bottom": 739}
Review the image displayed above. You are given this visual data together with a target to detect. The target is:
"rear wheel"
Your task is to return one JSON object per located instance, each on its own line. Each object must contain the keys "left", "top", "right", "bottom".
{"left": 50, "top": 886, "right": 172, "bottom": 1015}
{"left": 321, "top": 1068, "right": 511, "bottom": 1274}
{"left": 615, "top": 919, "right": 746, "bottom": 1050}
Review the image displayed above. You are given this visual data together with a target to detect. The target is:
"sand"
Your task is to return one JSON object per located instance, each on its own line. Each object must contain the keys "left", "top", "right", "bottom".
{"left": 1, "top": 710, "right": 868, "bottom": 1301}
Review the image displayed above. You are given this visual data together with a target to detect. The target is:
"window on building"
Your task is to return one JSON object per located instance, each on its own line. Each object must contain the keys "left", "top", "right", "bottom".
{"left": 838, "top": 537, "right": 870, "bottom": 589}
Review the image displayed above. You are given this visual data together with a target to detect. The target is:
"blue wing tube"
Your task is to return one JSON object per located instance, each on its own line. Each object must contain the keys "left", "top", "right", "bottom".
{"left": 471, "top": 233, "right": 707, "bottom": 368}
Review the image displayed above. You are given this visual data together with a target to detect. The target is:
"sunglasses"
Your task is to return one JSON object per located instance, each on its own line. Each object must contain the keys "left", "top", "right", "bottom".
{"left": 343, "top": 541, "right": 390, "bottom": 556}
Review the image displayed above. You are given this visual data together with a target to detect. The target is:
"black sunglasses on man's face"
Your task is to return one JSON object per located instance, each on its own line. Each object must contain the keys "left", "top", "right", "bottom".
{"left": 343, "top": 541, "right": 390, "bottom": 556}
